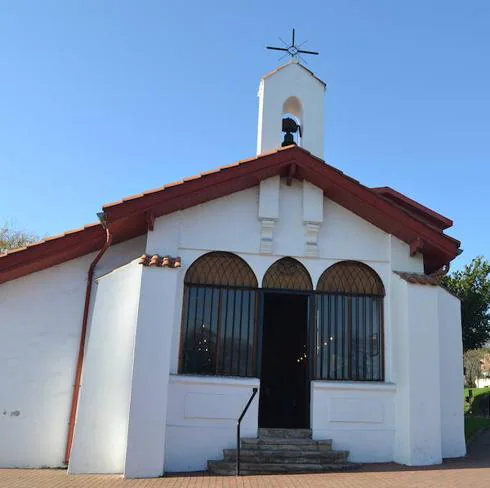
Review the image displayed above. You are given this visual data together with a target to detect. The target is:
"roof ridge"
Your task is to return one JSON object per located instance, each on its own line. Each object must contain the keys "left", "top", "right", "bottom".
{"left": 261, "top": 60, "right": 327, "bottom": 88}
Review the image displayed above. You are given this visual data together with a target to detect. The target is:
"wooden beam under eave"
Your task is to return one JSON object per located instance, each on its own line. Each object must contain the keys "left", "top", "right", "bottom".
{"left": 146, "top": 211, "right": 155, "bottom": 231}
{"left": 410, "top": 237, "right": 424, "bottom": 257}
{"left": 287, "top": 163, "right": 297, "bottom": 186}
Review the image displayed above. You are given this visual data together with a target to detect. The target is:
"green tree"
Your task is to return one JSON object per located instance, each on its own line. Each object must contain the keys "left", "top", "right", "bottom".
{"left": 0, "top": 222, "right": 38, "bottom": 254}
{"left": 463, "top": 348, "right": 486, "bottom": 387}
{"left": 442, "top": 257, "right": 490, "bottom": 351}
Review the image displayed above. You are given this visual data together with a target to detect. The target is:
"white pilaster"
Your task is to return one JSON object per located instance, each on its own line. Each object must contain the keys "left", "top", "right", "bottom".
{"left": 302, "top": 180, "right": 324, "bottom": 257}
{"left": 124, "top": 266, "right": 181, "bottom": 478}
{"left": 304, "top": 223, "right": 321, "bottom": 257}
{"left": 258, "top": 176, "right": 280, "bottom": 254}
{"left": 259, "top": 219, "right": 276, "bottom": 254}
{"left": 392, "top": 276, "right": 442, "bottom": 466}
{"left": 438, "top": 288, "right": 466, "bottom": 458}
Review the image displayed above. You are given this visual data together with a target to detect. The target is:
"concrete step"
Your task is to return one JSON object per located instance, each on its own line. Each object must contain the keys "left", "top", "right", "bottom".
{"left": 258, "top": 428, "right": 312, "bottom": 439}
{"left": 222, "top": 448, "right": 349, "bottom": 464}
{"left": 241, "top": 438, "right": 332, "bottom": 451}
{"left": 207, "top": 428, "right": 359, "bottom": 476}
{"left": 208, "top": 460, "right": 361, "bottom": 475}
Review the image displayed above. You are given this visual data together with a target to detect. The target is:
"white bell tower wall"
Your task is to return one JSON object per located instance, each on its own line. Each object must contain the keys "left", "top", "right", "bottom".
{"left": 256, "top": 59, "right": 326, "bottom": 159}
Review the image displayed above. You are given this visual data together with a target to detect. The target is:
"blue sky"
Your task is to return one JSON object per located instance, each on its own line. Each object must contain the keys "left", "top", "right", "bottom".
{"left": 1, "top": 1, "right": 489, "bottom": 269}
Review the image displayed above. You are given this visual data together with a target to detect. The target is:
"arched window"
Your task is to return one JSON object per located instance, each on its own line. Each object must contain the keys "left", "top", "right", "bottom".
{"left": 262, "top": 257, "right": 313, "bottom": 291}
{"left": 315, "top": 261, "right": 385, "bottom": 381}
{"left": 180, "top": 252, "right": 258, "bottom": 377}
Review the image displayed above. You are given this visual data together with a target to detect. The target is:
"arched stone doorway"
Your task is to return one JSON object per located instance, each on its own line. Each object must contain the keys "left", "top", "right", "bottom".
{"left": 259, "top": 257, "right": 313, "bottom": 429}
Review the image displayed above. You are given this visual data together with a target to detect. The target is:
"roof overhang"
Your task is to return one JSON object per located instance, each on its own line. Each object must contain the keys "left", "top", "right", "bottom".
{"left": 0, "top": 146, "right": 461, "bottom": 284}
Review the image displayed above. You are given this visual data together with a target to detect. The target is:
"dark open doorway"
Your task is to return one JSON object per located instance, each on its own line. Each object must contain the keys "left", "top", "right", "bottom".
{"left": 259, "top": 292, "right": 310, "bottom": 429}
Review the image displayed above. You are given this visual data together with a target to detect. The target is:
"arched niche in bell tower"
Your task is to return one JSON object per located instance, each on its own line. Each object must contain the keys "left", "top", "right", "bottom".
{"left": 282, "top": 96, "right": 303, "bottom": 146}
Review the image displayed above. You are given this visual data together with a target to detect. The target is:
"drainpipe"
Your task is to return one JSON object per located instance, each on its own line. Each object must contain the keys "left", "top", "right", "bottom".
{"left": 64, "top": 220, "right": 112, "bottom": 465}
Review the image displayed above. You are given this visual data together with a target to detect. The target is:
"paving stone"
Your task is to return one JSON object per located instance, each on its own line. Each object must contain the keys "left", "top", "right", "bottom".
{"left": 208, "top": 460, "right": 360, "bottom": 475}
{"left": 1, "top": 458, "right": 490, "bottom": 487}
{"left": 2, "top": 430, "right": 490, "bottom": 487}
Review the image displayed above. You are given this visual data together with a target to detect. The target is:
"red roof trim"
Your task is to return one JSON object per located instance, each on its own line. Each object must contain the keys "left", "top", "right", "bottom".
{"left": 0, "top": 224, "right": 106, "bottom": 284}
{"left": 0, "top": 146, "right": 460, "bottom": 283}
{"left": 372, "top": 187, "right": 453, "bottom": 230}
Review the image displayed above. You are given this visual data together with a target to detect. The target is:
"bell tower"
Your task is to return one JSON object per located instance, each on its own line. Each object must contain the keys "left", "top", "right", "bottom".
{"left": 256, "top": 58, "right": 326, "bottom": 159}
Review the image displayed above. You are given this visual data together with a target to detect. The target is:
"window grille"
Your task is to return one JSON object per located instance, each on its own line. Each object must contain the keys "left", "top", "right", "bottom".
{"left": 315, "top": 261, "right": 384, "bottom": 381}
{"left": 180, "top": 252, "right": 258, "bottom": 377}
{"left": 317, "top": 260, "right": 385, "bottom": 296}
{"left": 262, "top": 257, "right": 313, "bottom": 290}
{"left": 184, "top": 251, "right": 258, "bottom": 288}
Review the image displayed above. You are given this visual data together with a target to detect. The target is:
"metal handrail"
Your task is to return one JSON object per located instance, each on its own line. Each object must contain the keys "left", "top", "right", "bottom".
{"left": 236, "top": 387, "right": 258, "bottom": 476}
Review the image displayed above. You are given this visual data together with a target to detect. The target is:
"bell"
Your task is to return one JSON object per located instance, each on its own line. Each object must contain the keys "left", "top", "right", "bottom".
{"left": 282, "top": 117, "right": 298, "bottom": 133}
{"left": 282, "top": 132, "right": 295, "bottom": 147}
{"left": 281, "top": 117, "right": 300, "bottom": 147}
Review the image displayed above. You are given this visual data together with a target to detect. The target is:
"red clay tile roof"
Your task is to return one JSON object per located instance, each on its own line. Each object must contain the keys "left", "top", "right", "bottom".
{"left": 0, "top": 145, "right": 461, "bottom": 284}
{"left": 138, "top": 254, "right": 181, "bottom": 268}
{"left": 394, "top": 271, "right": 440, "bottom": 286}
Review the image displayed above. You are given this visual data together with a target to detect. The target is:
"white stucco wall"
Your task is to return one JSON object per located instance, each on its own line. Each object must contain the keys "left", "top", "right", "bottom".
{"left": 69, "top": 262, "right": 143, "bottom": 474}
{"left": 438, "top": 288, "right": 466, "bottom": 458}
{"left": 165, "top": 375, "right": 260, "bottom": 472}
{"left": 0, "top": 236, "right": 145, "bottom": 468}
{"left": 147, "top": 179, "right": 392, "bottom": 266}
{"left": 0, "top": 254, "right": 92, "bottom": 468}
{"left": 311, "top": 381, "right": 396, "bottom": 462}
{"left": 389, "top": 235, "right": 424, "bottom": 273}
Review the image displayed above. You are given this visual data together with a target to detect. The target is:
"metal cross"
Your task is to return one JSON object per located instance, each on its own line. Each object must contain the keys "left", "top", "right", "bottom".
{"left": 266, "top": 29, "right": 319, "bottom": 63}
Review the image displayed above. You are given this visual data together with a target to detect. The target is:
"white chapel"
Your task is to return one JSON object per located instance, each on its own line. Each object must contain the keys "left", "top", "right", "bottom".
{"left": 0, "top": 59, "right": 465, "bottom": 478}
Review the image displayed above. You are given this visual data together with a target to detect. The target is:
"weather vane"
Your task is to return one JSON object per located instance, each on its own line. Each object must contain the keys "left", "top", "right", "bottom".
{"left": 266, "top": 28, "right": 319, "bottom": 63}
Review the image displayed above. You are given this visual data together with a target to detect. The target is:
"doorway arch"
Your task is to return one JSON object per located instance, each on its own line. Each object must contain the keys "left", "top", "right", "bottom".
{"left": 262, "top": 257, "right": 313, "bottom": 290}
{"left": 260, "top": 257, "right": 312, "bottom": 429}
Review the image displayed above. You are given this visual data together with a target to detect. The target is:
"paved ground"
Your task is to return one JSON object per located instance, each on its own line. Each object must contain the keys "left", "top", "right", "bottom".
{"left": 1, "top": 433, "right": 489, "bottom": 488}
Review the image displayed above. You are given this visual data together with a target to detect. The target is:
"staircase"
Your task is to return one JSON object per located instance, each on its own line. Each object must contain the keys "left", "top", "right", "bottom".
{"left": 208, "top": 428, "right": 360, "bottom": 475}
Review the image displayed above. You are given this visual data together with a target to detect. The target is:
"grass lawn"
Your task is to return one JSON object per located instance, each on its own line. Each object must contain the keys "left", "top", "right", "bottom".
{"left": 464, "top": 387, "right": 490, "bottom": 413}
{"left": 465, "top": 416, "right": 490, "bottom": 441}
{"left": 464, "top": 388, "right": 490, "bottom": 441}
{"left": 464, "top": 387, "right": 490, "bottom": 399}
